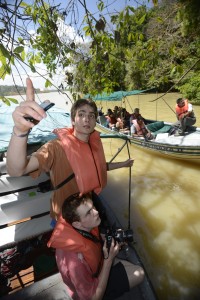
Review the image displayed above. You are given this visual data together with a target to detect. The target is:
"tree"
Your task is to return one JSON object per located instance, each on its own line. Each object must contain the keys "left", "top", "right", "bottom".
{"left": 1, "top": 0, "right": 200, "bottom": 104}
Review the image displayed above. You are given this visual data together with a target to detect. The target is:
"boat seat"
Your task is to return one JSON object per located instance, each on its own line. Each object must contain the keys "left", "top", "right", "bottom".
{"left": 0, "top": 214, "right": 52, "bottom": 249}
{"left": 0, "top": 172, "right": 52, "bottom": 249}
{"left": 147, "top": 121, "right": 172, "bottom": 136}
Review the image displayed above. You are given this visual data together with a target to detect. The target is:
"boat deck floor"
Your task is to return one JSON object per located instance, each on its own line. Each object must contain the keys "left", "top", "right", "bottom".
{"left": 154, "top": 130, "right": 200, "bottom": 146}
{"left": 1, "top": 272, "right": 143, "bottom": 300}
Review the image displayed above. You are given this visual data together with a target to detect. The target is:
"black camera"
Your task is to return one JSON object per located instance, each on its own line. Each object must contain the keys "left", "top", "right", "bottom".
{"left": 105, "top": 227, "right": 133, "bottom": 253}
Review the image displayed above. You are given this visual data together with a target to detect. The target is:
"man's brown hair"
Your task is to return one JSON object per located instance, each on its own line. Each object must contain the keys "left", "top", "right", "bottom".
{"left": 62, "top": 193, "right": 92, "bottom": 224}
{"left": 70, "top": 99, "right": 98, "bottom": 122}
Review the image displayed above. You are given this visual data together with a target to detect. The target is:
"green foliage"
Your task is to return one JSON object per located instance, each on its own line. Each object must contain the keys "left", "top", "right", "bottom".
{"left": 0, "top": 96, "right": 18, "bottom": 106}
{"left": 0, "top": 44, "right": 12, "bottom": 80}
{"left": 1, "top": 0, "right": 200, "bottom": 103}
{"left": 23, "top": 1, "right": 62, "bottom": 74}
{"left": 177, "top": 0, "right": 200, "bottom": 36}
{"left": 97, "top": 1, "right": 104, "bottom": 12}
{"left": 177, "top": 71, "right": 200, "bottom": 103}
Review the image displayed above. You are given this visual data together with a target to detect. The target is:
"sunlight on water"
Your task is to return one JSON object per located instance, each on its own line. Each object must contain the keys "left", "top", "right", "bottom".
{"left": 100, "top": 131, "right": 200, "bottom": 300}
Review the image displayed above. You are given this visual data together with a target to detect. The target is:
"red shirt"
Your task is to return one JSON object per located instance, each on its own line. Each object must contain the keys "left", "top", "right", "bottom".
{"left": 56, "top": 249, "right": 99, "bottom": 300}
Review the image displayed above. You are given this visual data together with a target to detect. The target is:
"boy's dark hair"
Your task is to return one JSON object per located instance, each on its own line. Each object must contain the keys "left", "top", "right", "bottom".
{"left": 62, "top": 193, "right": 91, "bottom": 224}
{"left": 176, "top": 98, "right": 183, "bottom": 104}
{"left": 70, "top": 99, "right": 98, "bottom": 121}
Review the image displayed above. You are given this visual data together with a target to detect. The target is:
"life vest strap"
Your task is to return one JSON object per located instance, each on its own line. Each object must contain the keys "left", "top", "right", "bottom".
{"left": 0, "top": 173, "right": 75, "bottom": 196}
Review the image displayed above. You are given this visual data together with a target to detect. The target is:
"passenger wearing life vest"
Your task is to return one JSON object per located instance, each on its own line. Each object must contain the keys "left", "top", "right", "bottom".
{"left": 7, "top": 78, "right": 134, "bottom": 220}
{"left": 131, "top": 117, "right": 154, "bottom": 140}
{"left": 174, "top": 98, "right": 196, "bottom": 136}
{"left": 129, "top": 108, "right": 145, "bottom": 126}
{"left": 48, "top": 193, "right": 145, "bottom": 300}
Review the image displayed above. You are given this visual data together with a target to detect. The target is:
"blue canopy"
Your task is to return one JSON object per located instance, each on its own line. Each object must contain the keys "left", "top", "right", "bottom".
{"left": 0, "top": 103, "right": 71, "bottom": 152}
{"left": 84, "top": 89, "right": 149, "bottom": 101}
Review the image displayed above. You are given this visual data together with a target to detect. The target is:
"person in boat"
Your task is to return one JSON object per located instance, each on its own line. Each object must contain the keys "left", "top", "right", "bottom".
{"left": 6, "top": 78, "right": 133, "bottom": 221}
{"left": 47, "top": 193, "right": 145, "bottom": 300}
{"left": 105, "top": 111, "right": 117, "bottom": 130}
{"left": 113, "top": 105, "right": 119, "bottom": 118}
{"left": 97, "top": 106, "right": 104, "bottom": 116}
{"left": 173, "top": 97, "right": 196, "bottom": 136}
{"left": 131, "top": 116, "right": 154, "bottom": 140}
{"left": 115, "top": 108, "right": 130, "bottom": 134}
{"left": 120, "top": 108, "right": 131, "bottom": 129}
{"left": 129, "top": 108, "right": 145, "bottom": 127}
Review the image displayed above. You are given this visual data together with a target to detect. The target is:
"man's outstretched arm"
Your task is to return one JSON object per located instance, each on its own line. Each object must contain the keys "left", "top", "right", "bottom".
{"left": 6, "top": 78, "right": 46, "bottom": 176}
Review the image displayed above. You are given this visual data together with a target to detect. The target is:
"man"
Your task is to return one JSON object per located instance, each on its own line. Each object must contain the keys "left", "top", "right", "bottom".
{"left": 47, "top": 193, "right": 144, "bottom": 300}
{"left": 6, "top": 78, "right": 133, "bottom": 219}
{"left": 129, "top": 108, "right": 145, "bottom": 127}
{"left": 131, "top": 117, "right": 154, "bottom": 140}
{"left": 174, "top": 98, "right": 196, "bottom": 136}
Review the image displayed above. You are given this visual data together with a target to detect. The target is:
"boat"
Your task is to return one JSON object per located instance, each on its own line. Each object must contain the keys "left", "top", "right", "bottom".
{"left": 0, "top": 156, "right": 157, "bottom": 300}
{"left": 0, "top": 104, "right": 157, "bottom": 299}
{"left": 0, "top": 103, "right": 71, "bottom": 161}
{"left": 88, "top": 89, "right": 200, "bottom": 163}
{"left": 0, "top": 167, "right": 157, "bottom": 300}
{"left": 97, "top": 118, "right": 200, "bottom": 163}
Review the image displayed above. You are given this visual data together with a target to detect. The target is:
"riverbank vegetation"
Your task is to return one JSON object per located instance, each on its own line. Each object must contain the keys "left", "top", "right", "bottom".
{"left": 0, "top": 0, "right": 200, "bottom": 104}
{"left": 0, "top": 85, "right": 41, "bottom": 96}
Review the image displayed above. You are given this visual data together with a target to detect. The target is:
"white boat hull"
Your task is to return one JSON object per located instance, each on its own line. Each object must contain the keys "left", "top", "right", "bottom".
{"left": 97, "top": 123, "right": 200, "bottom": 163}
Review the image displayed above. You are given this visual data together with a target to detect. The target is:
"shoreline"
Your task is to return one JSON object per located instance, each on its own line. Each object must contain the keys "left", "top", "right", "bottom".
{"left": 2, "top": 91, "right": 73, "bottom": 111}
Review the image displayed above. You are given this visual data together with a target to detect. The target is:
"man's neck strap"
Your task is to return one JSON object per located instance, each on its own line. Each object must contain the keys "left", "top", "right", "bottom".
{"left": 74, "top": 228, "right": 101, "bottom": 243}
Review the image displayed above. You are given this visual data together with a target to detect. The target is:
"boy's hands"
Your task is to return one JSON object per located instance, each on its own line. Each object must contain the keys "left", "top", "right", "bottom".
{"left": 103, "top": 238, "right": 119, "bottom": 261}
{"left": 12, "top": 78, "right": 47, "bottom": 134}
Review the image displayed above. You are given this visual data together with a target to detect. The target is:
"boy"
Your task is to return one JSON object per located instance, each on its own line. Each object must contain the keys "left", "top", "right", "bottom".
{"left": 48, "top": 193, "right": 145, "bottom": 300}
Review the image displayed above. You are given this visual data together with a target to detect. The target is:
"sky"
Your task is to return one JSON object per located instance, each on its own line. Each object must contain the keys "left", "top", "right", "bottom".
{"left": 0, "top": 0, "right": 144, "bottom": 90}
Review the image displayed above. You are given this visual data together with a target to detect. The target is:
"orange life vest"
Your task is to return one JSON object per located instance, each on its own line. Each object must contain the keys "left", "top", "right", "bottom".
{"left": 53, "top": 128, "right": 107, "bottom": 195}
{"left": 132, "top": 119, "right": 147, "bottom": 135}
{"left": 47, "top": 216, "right": 103, "bottom": 276}
{"left": 175, "top": 99, "right": 188, "bottom": 120}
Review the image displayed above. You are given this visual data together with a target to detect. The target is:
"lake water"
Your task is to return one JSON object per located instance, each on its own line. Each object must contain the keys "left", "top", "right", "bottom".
{"left": 4, "top": 91, "right": 200, "bottom": 299}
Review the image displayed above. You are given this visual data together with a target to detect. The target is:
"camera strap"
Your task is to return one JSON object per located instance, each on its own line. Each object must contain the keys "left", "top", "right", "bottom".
{"left": 74, "top": 228, "right": 102, "bottom": 244}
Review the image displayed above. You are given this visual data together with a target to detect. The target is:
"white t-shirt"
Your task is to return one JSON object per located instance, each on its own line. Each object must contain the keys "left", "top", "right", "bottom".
{"left": 131, "top": 123, "right": 148, "bottom": 134}
{"left": 188, "top": 103, "right": 193, "bottom": 112}
{"left": 130, "top": 124, "right": 136, "bottom": 134}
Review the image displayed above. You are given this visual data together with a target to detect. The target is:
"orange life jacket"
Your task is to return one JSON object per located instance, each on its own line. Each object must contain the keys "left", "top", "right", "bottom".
{"left": 132, "top": 119, "right": 147, "bottom": 135}
{"left": 175, "top": 99, "right": 188, "bottom": 120}
{"left": 47, "top": 216, "right": 103, "bottom": 276}
{"left": 53, "top": 128, "right": 107, "bottom": 195}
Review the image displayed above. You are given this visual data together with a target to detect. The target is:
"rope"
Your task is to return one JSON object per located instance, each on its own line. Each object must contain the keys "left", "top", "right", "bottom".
{"left": 150, "top": 58, "right": 200, "bottom": 103}
{"left": 108, "top": 139, "right": 128, "bottom": 163}
{"left": 107, "top": 137, "right": 132, "bottom": 230}
{"left": 161, "top": 97, "right": 176, "bottom": 115}
{"left": 126, "top": 96, "right": 134, "bottom": 113}
{"left": 126, "top": 140, "right": 132, "bottom": 230}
